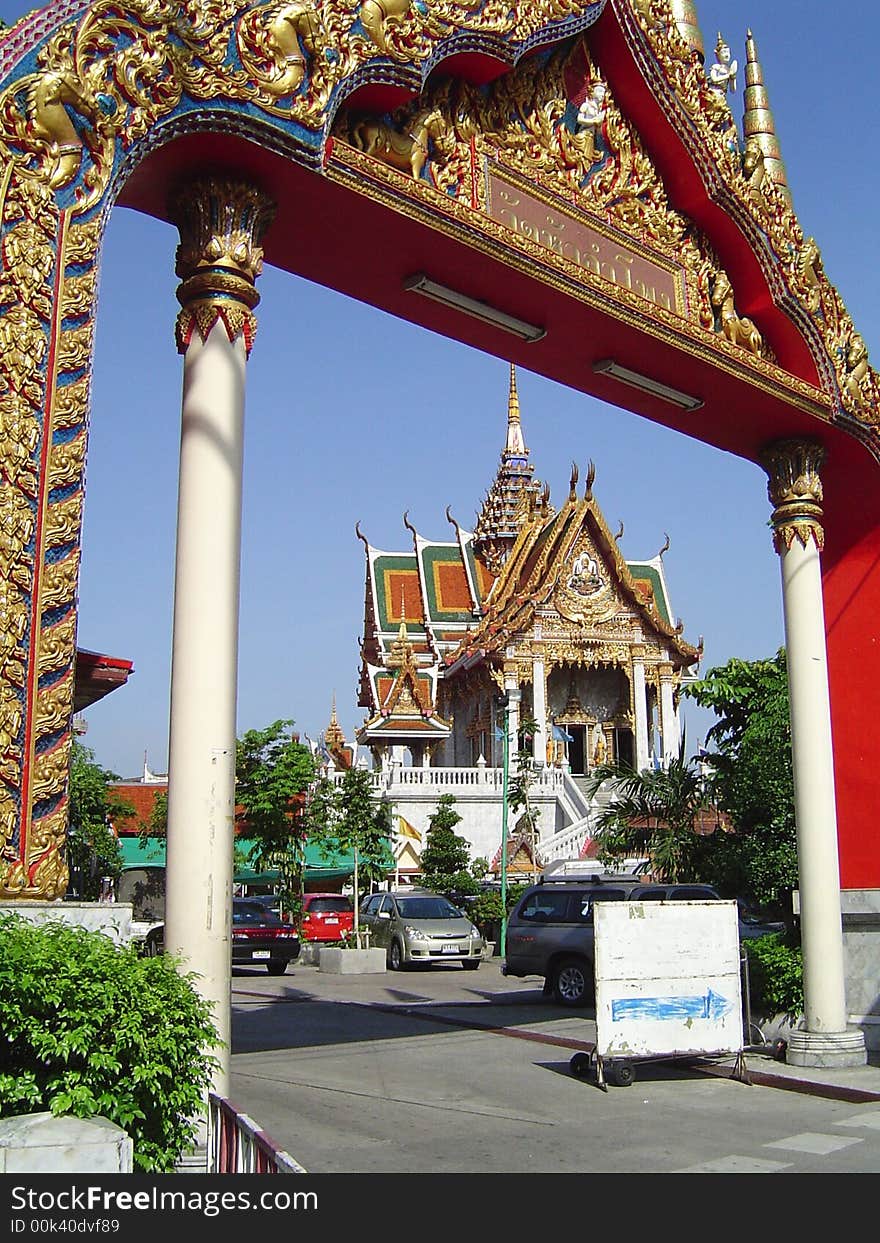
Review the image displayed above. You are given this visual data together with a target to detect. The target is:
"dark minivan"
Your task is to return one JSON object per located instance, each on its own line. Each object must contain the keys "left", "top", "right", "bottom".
{"left": 502, "top": 873, "right": 722, "bottom": 1006}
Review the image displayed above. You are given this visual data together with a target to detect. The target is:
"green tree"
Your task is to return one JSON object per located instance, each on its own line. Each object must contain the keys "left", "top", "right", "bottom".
{"left": 134, "top": 789, "right": 168, "bottom": 862}
{"left": 508, "top": 717, "right": 541, "bottom": 881}
{"left": 684, "top": 649, "right": 797, "bottom": 913}
{"left": 148, "top": 790, "right": 167, "bottom": 838}
{"left": 67, "top": 742, "right": 133, "bottom": 899}
{"left": 584, "top": 742, "right": 719, "bottom": 882}
{"left": 308, "top": 768, "right": 392, "bottom": 943}
{"left": 420, "top": 794, "right": 479, "bottom": 900}
{"left": 234, "top": 720, "right": 315, "bottom": 923}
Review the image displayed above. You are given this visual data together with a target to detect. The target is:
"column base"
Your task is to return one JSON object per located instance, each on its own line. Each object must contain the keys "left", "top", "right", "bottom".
{"left": 785, "top": 1027, "right": 867, "bottom": 1068}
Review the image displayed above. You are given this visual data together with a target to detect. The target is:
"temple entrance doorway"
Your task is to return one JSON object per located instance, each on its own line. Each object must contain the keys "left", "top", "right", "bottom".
{"left": 567, "top": 728, "right": 587, "bottom": 777}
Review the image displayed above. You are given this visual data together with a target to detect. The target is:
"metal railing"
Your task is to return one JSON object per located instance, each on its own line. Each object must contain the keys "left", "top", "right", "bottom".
{"left": 208, "top": 1093, "right": 307, "bottom": 1174}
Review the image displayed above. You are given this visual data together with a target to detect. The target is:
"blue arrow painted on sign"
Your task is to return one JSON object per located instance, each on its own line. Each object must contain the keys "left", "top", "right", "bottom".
{"left": 611, "top": 988, "right": 733, "bottom": 1023}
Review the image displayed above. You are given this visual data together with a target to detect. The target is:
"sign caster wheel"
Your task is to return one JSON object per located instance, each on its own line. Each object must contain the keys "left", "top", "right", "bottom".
{"left": 569, "top": 1051, "right": 593, "bottom": 1079}
{"left": 608, "top": 1060, "right": 635, "bottom": 1087}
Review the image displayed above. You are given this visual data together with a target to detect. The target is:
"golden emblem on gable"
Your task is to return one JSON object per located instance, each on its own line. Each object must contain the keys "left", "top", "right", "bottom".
{"left": 554, "top": 536, "right": 617, "bottom": 625}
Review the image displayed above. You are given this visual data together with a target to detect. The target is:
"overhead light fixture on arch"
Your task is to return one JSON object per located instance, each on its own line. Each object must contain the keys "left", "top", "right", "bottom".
{"left": 403, "top": 274, "right": 546, "bottom": 342}
{"left": 592, "top": 359, "right": 703, "bottom": 412}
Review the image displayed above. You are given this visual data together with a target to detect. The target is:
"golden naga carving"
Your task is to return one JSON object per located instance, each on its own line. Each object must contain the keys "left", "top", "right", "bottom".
{"left": 793, "top": 236, "right": 823, "bottom": 316}
{"left": 237, "top": 0, "right": 327, "bottom": 99}
{"left": 360, "top": 0, "right": 414, "bottom": 55}
{"left": 26, "top": 61, "right": 93, "bottom": 190}
{"left": 741, "top": 135, "right": 771, "bottom": 218}
{"left": 710, "top": 271, "right": 763, "bottom": 357}
{"left": 841, "top": 328, "right": 871, "bottom": 413}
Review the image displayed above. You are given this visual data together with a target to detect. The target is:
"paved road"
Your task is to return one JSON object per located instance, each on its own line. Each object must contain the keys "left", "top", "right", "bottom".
{"left": 230, "top": 958, "right": 880, "bottom": 1176}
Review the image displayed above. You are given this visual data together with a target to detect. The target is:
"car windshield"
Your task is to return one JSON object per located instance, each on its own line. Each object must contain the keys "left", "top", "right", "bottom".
{"left": 395, "top": 896, "right": 463, "bottom": 920}
{"left": 233, "top": 902, "right": 274, "bottom": 925}
{"left": 309, "top": 897, "right": 352, "bottom": 913}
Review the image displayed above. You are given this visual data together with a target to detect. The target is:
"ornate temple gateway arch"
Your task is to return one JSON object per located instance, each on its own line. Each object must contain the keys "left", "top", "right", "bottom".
{"left": 2, "top": 0, "right": 879, "bottom": 1075}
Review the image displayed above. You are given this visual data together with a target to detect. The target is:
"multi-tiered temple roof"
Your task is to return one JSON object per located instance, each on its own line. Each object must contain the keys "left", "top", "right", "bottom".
{"left": 356, "top": 368, "right": 698, "bottom": 751}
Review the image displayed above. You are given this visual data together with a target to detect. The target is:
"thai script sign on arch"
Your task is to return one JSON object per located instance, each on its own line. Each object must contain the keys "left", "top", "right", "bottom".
{"left": 488, "top": 171, "right": 686, "bottom": 317}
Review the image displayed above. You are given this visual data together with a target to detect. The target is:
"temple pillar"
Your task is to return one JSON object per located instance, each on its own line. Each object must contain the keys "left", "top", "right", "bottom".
{"left": 761, "top": 440, "right": 866, "bottom": 1067}
{"left": 504, "top": 661, "right": 521, "bottom": 777}
{"left": 658, "top": 663, "right": 679, "bottom": 763}
{"left": 531, "top": 642, "right": 548, "bottom": 767}
{"left": 165, "top": 177, "right": 275, "bottom": 1095}
{"left": 631, "top": 645, "right": 650, "bottom": 772}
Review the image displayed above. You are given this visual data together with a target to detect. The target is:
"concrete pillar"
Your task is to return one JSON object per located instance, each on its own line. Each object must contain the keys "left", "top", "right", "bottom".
{"left": 658, "top": 663, "right": 679, "bottom": 763}
{"left": 631, "top": 645, "right": 650, "bottom": 772}
{"left": 165, "top": 178, "right": 275, "bottom": 1095}
{"left": 760, "top": 440, "right": 866, "bottom": 1067}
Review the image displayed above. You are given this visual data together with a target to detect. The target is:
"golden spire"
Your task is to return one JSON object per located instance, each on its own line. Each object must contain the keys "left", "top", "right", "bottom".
{"left": 505, "top": 363, "right": 526, "bottom": 455}
{"left": 387, "top": 587, "right": 411, "bottom": 667}
{"left": 670, "top": 0, "right": 705, "bottom": 60}
{"left": 473, "top": 364, "right": 541, "bottom": 568}
{"left": 325, "top": 693, "right": 346, "bottom": 751}
{"left": 743, "top": 28, "right": 791, "bottom": 205}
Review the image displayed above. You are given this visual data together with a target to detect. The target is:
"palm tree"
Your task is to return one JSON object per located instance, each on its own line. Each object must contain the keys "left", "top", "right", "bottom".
{"left": 584, "top": 741, "right": 725, "bottom": 881}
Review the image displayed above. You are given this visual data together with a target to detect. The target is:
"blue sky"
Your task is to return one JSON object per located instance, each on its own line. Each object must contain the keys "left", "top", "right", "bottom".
{"left": 2, "top": 1, "right": 876, "bottom": 778}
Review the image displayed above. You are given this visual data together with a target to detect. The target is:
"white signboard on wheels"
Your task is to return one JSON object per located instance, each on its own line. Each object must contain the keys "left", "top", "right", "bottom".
{"left": 594, "top": 900, "right": 743, "bottom": 1061}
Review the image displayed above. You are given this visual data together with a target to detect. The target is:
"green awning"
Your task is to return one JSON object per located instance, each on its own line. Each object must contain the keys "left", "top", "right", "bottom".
{"left": 116, "top": 835, "right": 387, "bottom": 882}
{"left": 118, "top": 836, "right": 165, "bottom": 868}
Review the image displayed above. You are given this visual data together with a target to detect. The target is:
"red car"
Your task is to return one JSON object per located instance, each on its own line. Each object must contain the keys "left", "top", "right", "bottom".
{"left": 300, "top": 892, "right": 355, "bottom": 942}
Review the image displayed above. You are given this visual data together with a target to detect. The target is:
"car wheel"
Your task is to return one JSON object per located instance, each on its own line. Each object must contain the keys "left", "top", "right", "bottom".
{"left": 389, "top": 939, "right": 405, "bottom": 971}
{"left": 552, "top": 956, "right": 592, "bottom": 1007}
{"left": 266, "top": 960, "right": 288, "bottom": 976}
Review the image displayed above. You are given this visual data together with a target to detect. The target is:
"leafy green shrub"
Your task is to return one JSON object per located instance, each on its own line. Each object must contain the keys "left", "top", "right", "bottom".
{"left": 467, "top": 889, "right": 504, "bottom": 936}
{"left": 0, "top": 915, "right": 219, "bottom": 1173}
{"left": 743, "top": 931, "right": 804, "bottom": 1017}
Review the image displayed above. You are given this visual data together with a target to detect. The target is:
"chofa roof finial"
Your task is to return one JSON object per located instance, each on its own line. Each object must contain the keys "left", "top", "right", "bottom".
{"left": 584, "top": 460, "right": 596, "bottom": 500}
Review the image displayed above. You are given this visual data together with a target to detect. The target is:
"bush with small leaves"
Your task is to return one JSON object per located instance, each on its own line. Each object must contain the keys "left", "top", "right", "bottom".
{"left": 0, "top": 915, "right": 219, "bottom": 1173}
{"left": 743, "top": 931, "right": 804, "bottom": 1018}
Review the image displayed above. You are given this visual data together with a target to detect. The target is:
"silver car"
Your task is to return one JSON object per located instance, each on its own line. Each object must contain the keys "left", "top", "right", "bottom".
{"left": 360, "top": 891, "right": 484, "bottom": 970}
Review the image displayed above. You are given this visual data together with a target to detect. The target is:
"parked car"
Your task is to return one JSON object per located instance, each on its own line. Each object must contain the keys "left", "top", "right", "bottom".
{"left": 502, "top": 873, "right": 732, "bottom": 1007}
{"left": 145, "top": 897, "right": 301, "bottom": 976}
{"left": 737, "top": 901, "right": 786, "bottom": 941}
{"left": 117, "top": 865, "right": 165, "bottom": 957}
{"left": 231, "top": 898, "right": 301, "bottom": 974}
{"left": 301, "top": 892, "right": 355, "bottom": 942}
{"left": 360, "top": 890, "right": 484, "bottom": 970}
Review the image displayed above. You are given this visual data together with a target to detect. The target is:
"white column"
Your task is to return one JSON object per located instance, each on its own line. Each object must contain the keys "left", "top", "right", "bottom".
{"left": 761, "top": 440, "right": 865, "bottom": 1067}
{"left": 631, "top": 646, "right": 650, "bottom": 771}
{"left": 531, "top": 649, "right": 547, "bottom": 767}
{"left": 504, "top": 660, "right": 521, "bottom": 778}
{"left": 658, "top": 663, "right": 679, "bottom": 763}
{"left": 165, "top": 179, "right": 275, "bottom": 1096}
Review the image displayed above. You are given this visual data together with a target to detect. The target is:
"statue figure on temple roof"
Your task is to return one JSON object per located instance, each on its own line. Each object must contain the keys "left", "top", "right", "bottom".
{"left": 708, "top": 33, "right": 737, "bottom": 95}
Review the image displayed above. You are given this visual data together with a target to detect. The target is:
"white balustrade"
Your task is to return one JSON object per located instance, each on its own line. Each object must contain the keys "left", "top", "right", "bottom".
{"left": 327, "top": 763, "right": 591, "bottom": 868}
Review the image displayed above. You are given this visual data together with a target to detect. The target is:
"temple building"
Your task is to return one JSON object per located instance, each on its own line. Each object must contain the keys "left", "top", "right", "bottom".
{"left": 357, "top": 366, "right": 701, "bottom": 788}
